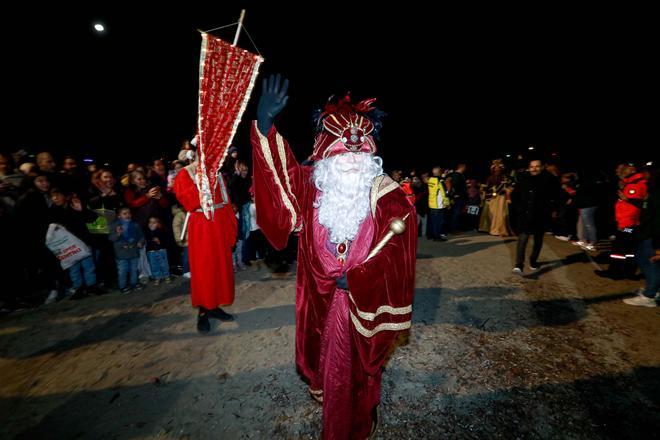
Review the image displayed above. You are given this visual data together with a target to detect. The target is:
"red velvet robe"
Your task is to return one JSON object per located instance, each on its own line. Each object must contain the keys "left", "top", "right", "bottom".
{"left": 251, "top": 122, "right": 417, "bottom": 439}
{"left": 173, "top": 166, "right": 237, "bottom": 309}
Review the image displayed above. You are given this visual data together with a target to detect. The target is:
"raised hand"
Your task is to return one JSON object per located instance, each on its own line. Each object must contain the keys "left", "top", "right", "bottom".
{"left": 147, "top": 187, "right": 160, "bottom": 199}
{"left": 256, "top": 73, "right": 289, "bottom": 135}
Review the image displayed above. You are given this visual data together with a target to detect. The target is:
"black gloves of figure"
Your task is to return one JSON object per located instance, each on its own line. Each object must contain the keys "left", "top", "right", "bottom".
{"left": 256, "top": 74, "right": 289, "bottom": 136}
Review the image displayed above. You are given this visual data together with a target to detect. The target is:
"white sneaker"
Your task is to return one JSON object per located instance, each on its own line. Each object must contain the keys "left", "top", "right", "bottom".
{"left": 572, "top": 241, "right": 586, "bottom": 246}
{"left": 555, "top": 235, "right": 570, "bottom": 241}
{"left": 182, "top": 272, "right": 191, "bottom": 279}
{"left": 582, "top": 244, "right": 596, "bottom": 251}
{"left": 623, "top": 293, "right": 658, "bottom": 307}
{"left": 512, "top": 267, "right": 523, "bottom": 275}
{"left": 529, "top": 264, "right": 540, "bottom": 272}
{"left": 44, "top": 290, "right": 58, "bottom": 305}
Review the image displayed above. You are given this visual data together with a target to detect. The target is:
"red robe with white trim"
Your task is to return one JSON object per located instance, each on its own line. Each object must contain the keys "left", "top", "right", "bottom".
{"left": 251, "top": 122, "right": 417, "bottom": 439}
{"left": 173, "top": 166, "right": 237, "bottom": 309}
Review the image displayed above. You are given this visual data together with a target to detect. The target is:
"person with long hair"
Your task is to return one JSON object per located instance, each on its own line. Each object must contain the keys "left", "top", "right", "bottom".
{"left": 88, "top": 169, "right": 123, "bottom": 286}
{"left": 124, "top": 170, "right": 169, "bottom": 229}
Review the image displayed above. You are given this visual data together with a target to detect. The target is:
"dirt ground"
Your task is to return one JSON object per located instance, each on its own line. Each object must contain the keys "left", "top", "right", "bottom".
{"left": 1, "top": 232, "right": 659, "bottom": 439}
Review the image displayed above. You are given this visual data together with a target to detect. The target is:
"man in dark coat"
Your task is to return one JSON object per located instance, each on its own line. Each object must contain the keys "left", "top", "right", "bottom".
{"left": 511, "top": 159, "right": 560, "bottom": 274}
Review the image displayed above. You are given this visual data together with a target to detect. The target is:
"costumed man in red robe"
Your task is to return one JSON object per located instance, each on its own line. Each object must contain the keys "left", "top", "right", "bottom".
{"left": 173, "top": 148, "right": 238, "bottom": 334}
{"left": 251, "top": 74, "right": 417, "bottom": 439}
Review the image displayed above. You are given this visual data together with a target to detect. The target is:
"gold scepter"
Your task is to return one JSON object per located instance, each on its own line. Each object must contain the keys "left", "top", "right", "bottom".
{"left": 364, "top": 213, "right": 410, "bottom": 261}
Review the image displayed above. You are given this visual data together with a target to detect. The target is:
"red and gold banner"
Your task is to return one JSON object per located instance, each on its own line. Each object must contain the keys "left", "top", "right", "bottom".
{"left": 196, "top": 33, "right": 263, "bottom": 218}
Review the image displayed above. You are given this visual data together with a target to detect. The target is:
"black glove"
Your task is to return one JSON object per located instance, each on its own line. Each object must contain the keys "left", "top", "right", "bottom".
{"left": 256, "top": 74, "right": 289, "bottom": 135}
{"left": 336, "top": 273, "right": 348, "bottom": 290}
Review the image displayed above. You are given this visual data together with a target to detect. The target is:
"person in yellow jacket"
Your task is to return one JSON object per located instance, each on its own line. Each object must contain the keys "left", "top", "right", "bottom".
{"left": 428, "top": 166, "right": 451, "bottom": 241}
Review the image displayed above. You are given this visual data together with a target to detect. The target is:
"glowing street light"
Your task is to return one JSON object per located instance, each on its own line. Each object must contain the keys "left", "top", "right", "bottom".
{"left": 94, "top": 23, "right": 105, "bottom": 32}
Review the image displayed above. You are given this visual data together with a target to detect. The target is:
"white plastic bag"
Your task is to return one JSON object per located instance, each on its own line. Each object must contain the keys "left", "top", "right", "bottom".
{"left": 45, "top": 223, "right": 92, "bottom": 270}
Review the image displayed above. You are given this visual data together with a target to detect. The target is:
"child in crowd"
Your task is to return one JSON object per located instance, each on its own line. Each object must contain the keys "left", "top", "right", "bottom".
{"left": 145, "top": 216, "right": 171, "bottom": 284}
{"left": 242, "top": 192, "right": 266, "bottom": 267}
{"left": 49, "top": 188, "right": 101, "bottom": 299}
{"left": 109, "top": 207, "right": 145, "bottom": 293}
{"left": 231, "top": 203, "right": 247, "bottom": 271}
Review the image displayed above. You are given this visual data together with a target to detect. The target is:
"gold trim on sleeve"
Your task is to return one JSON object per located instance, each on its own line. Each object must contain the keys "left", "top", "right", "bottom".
{"left": 348, "top": 294, "right": 412, "bottom": 321}
{"left": 275, "top": 133, "right": 297, "bottom": 204}
{"left": 370, "top": 175, "right": 386, "bottom": 217}
{"left": 254, "top": 123, "right": 298, "bottom": 232}
{"left": 350, "top": 311, "right": 411, "bottom": 337}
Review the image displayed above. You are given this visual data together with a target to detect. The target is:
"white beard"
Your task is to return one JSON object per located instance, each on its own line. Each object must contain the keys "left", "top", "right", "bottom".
{"left": 313, "top": 154, "right": 384, "bottom": 243}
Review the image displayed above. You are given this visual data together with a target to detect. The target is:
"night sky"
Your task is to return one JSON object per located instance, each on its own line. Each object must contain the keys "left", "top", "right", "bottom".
{"left": 3, "top": 5, "right": 656, "bottom": 178}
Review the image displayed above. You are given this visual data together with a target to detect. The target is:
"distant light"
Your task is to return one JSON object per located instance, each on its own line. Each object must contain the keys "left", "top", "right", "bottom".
{"left": 647, "top": 161, "right": 653, "bottom": 166}
{"left": 506, "top": 154, "right": 511, "bottom": 158}
{"left": 94, "top": 23, "right": 105, "bottom": 32}
{"left": 528, "top": 146, "right": 535, "bottom": 151}
{"left": 104, "top": 162, "right": 110, "bottom": 166}
{"left": 83, "top": 158, "right": 94, "bottom": 163}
